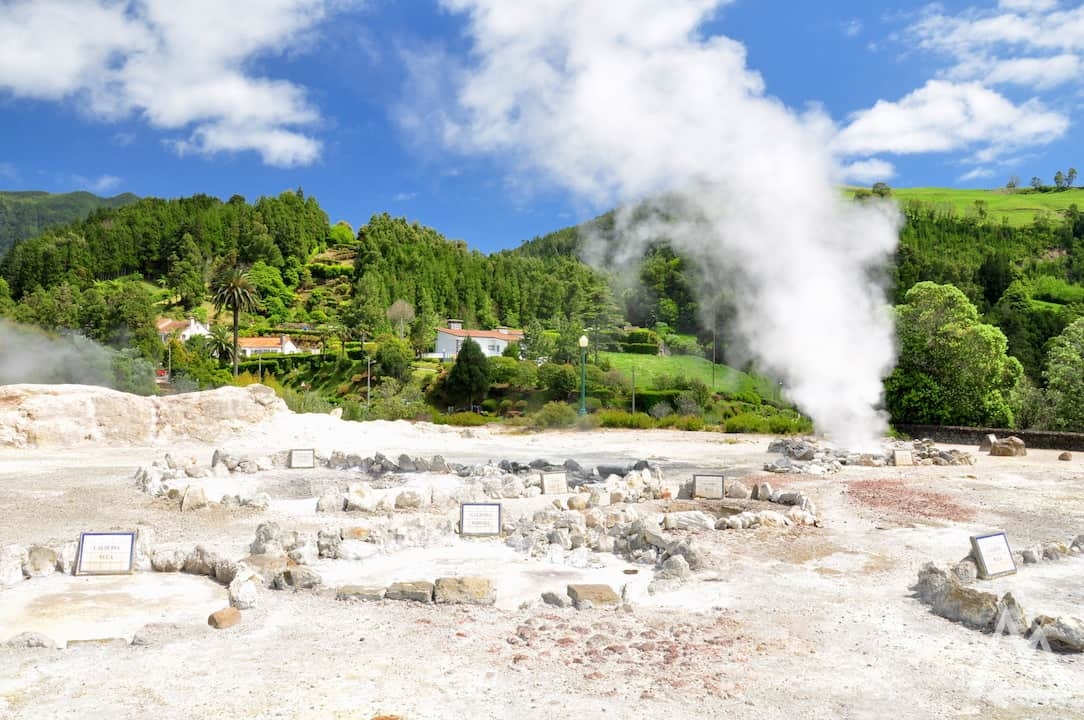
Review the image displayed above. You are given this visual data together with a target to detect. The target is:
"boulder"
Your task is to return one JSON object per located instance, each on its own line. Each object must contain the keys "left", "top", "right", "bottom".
{"left": 249, "top": 522, "right": 283, "bottom": 556}
{"left": 753, "top": 483, "right": 772, "bottom": 501}
{"left": 1058, "top": 451, "right": 1073, "bottom": 462}
{"left": 663, "top": 511, "right": 716, "bottom": 532}
{"left": 4, "top": 632, "right": 57, "bottom": 649}
{"left": 724, "top": 482, "right": 750, "bottom": 499}
{"left": 22, "top": 545, "right": 58, "bottom": 578}
{"left": 979, "top": 433, "right": 998, "bottom": 452}
{"left": 434, "top": 576, "right": 496, "bottom": 606}
{"left": 385, "top": 581, "right": 434, "bottom": 603}
{"left": 1032, "top": 615, "right": 1084, "bottom": 652}
{"left": 336, "top": 586, "right": 386, "bottom": 602}
{"left": 989, "top": 436, "right": 1026, "bottom": 457}
{"left": 317, "top": 490, "right": 346, "bottom": 513}
{"left": 180, "top": 485, "right": 208, "bottom": 511}
{"left": 394, "top": 490, "right": 424, "bottom": 509}
{"left": 914, "top": 563, "right": 999, "bottom": 630}
{"left": 996, "top": 592, "right": 1029, "bottom": 636}
{"left": 229, "top": 570, "right": 260, "bottom": 610}
{"left": 656, "top": 555, "right": 691, "bottom": 580}
{"left": 541, "top": 591, "right": 573, "bottom": 608}
{"left": 952, "top": 558, "right": 979, "bottom": 584}
{"left": 272, "top": 567, "right": 323, "bottom": 591}
{"left": 151, "top": 548, "right": 187, "bottom": 572}
{"left": 208, "top": 607, "right": 241, "bottom": 630}
{"left": 566, "top": 584, "right": 620, "bottom": 609}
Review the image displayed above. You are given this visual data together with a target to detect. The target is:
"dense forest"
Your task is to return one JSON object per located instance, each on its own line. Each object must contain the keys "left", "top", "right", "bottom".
{"left": 0, "top": 190, "right": 138, "bottom": 259}
{"left": 4, "top": 185, "right": 1084, "bottom": 433}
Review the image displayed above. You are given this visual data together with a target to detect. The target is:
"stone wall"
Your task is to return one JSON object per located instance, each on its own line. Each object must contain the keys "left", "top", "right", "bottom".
{"left": 895, "top": 424, "right": 1084, "bottom": 452}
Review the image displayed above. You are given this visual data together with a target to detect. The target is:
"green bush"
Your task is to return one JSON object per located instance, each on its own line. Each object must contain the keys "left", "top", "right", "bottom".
{"left": 530, "top": 401, "right": 578, "bottom": 428}
{"left": 624, "top": 328, "right": 659, "bottom": 345}
{"left": 481, "top": 398, "right": 499, "bottom": 413}
{"left": 308, "top": 263, "right": 354, "bottom": 280}
{"left": 674, "top": 415, "right": 706, "bottom": 431}
{"left": 621, "top": 343, "right": 660, "bottom": 355}
{"left": 443, "top": 411, "right": 490, "bottom": 426}
{"left": 724, "top": 412, "right": 769, "bottom": 433}
{"left": 597, "top": 410, "right": 655, "bottom": 429}
{"left": 585, "top": 397, "right": 603, "bottom": 412}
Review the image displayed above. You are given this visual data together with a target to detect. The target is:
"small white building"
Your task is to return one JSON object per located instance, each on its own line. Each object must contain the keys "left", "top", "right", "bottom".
{"left": 434, "top": 321, "right": 524, "bottom": 359}
{"left": 156, "top": 316, "right": 211, "bottom": 343}
{"left": 236, "top": 335, "right": 301, "bottom": 358}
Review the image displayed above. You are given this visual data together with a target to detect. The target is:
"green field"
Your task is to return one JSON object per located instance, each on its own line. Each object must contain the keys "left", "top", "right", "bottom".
{"left": 847, "top": 186, "right": 1084, "bottom": 227}
{"left": 599, "top": 351, "right": 776, "bottom": 398}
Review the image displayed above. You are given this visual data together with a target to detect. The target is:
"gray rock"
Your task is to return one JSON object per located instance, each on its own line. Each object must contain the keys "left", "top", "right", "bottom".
{"left": 23, "top": 546, "right": 58, "bottom": 578}
{"left": 979, "top": 433, "right": 997, "bottom": 452}
{"left": 245, "top": 493, "right": 271, "bottom": 510}
{"left": 914, "top": 563, "right": 999, "bottom": 630}
{"left": 249, "top": 522, "right": 283, "bottom": 556}
{"left": 724, "top": 482, "right": 750, "bottom": 499}
{"left": 952, "top": 558, "right": 979, "bottom": 584}
{"left": 774, "top": 491, "right": 805, "bottom": 506}
{"left": 317, "top": 490, "right": 345, "bottom": 513}
{"left": 271, "top": 566, "right": 323, "bottom": 591}
{"left": 1033, "top": 615, "right": 1084, "bottom": 652}
{"left": 317, "top": 529, "right": 341, "bottom": 559}
{"left": 236, "top": 459, "right": 259, "bottom": 474}
{"left": 336, "top": 585, "right": 386, "bottom": 602}
{"left": 183, "top": 545, "right": 224, "bottom": 577}
{"left": 385, "top": 581, "right": 434, "bottom": 603}
{"left": 996, "top": 592, "right": 1029, "bottom": 636}
{"left": 1043, "top": 542, "right": 1069, "bottom": 560}
{"left": 180, "top": 485, "right": 208, "bottom": 511}
{"left": 542, "top": 590, "right": 573, "bottom": 608}
{"left": 663, "top": 511, "right": 716, "bottom": 532}
{"left": 1058, "top": 451, "right": 1073, "bottom": 461}
{"left": 5, "top": 632, "right": 57, "bottom": 649}
{"left": 395, "top": 490, "right": 424, "bottom": 509}
{"left": 657, "top": 554, "right": 691, "bottom": 580}
{"left": 228, "top": 570, "right": 260, "bottom": 609}
{"left": 151, "top": 548, "right": 187, "bottom": 572}
{"left": 566, "top": 584, "right": 620, "bottom": 609}
{"left": 1021, "top": 547, "right": 1042, "bottom": 564}
{"left": 753, "top": 483, "right": 773, "bottom": 501}
{"left": 434, "top": 576, "right": 495, "bottom": 605}
{"left": 430, "top": 455, "right": 449, "bottom": 472}
{"left": 397, "top": 454, "right": 417, "bottom": 472}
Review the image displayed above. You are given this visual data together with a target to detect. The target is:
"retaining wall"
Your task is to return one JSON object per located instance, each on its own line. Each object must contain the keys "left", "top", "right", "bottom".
{"left": 896, "top": 424, "right": 1084, "bottom": 451}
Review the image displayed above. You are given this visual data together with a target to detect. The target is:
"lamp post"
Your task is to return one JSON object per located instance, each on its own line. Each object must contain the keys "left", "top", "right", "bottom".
{"left": 578, "top": 335, "right": 588, "bottom": 416}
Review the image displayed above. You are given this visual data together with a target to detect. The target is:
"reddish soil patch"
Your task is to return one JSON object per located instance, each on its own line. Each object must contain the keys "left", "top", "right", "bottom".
{"left": 846, "top": 478, "right": 975, "bottom": 522}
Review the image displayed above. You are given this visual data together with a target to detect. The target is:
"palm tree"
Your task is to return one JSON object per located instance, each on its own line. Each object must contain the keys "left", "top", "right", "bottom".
{"left": 211, "top": 266, "right": 259, "bottom": 376}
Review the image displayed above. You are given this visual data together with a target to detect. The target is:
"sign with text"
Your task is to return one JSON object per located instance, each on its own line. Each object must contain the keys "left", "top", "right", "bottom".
{"left": 693, "top": 474, "right": 725, "bottom": 500}
{"left": 289, "top": 448, "right": 316, "bottom": 469}
{"left": 540, "top": 471, "right": 570, "bottom": 495}
{"left": 460, "top": 503, "right": 502, "bottom": 537}
{"left": 75, "top": 532, "right": 136, "bottom": 575}
{"left": 970, "top": 532, "right": 1017, "bottom": 579}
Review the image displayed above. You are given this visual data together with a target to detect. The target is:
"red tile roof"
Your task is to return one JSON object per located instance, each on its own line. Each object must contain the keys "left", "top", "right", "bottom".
{"left": 438, "top": 327, "right": 523, "bottom": 341}
{"left": 156, "top": 318, "right": 192, "bottom": 333}
{"left": 238, "top": 336, "right": 291, "bottom": 349}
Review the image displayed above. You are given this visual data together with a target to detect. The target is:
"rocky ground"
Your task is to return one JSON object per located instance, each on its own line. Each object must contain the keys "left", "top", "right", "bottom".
{"left": 1, "top": 385, "right": 1083, "bottom": 720}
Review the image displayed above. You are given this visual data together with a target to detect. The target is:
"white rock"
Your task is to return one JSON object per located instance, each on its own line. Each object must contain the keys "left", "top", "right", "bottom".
{"left": 663, "top": 511, "right": 716, "bottom": 532}
{"left": 1, "top": 545, "right": 28, "bottom": 587}
{"left": 229, "top": 570, "right": 261, "bottom": 609}
{"left": 336, "top": 539, "right": 379, "bottom": 561}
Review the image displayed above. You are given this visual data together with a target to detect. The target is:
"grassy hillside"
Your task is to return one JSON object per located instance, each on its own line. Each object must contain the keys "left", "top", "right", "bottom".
{"left": 849, "top": 186, "right": 1084, "bottom": 227}
{"left": 599, "top": 351, "right": 775, "bottom": 398}
{"left": 0, "top": 190, "right": 139, "bottom": 258}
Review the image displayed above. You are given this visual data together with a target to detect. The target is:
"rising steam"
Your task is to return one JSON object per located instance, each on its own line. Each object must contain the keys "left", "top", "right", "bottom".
{"left": 430, "top": 0, "right": 901, "bottom": 449}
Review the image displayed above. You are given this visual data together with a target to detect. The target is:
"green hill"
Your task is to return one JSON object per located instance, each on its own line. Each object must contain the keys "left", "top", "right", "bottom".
{"left": 849, "top": 186, "right": 1084, "bottom": 227}
{"left": 0, "top": 190, "right": 139, "bottom": 259}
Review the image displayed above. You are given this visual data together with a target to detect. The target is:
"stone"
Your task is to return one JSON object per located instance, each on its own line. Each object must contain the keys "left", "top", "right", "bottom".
{"left": 724, "top": 482, "right": 750, "bottom": 499}
{"left": 180, "top": 485, "right": 208, "bottom": 511}
{"left": 979, "top": 433, "right": 998, "bottom": 452}
{"left": 996, "top": 592, "right": 1029, "bottom": 636}
{"left": 250, "top": 522, "right": 283, "bottom": 556}
{"left": 208, "top": 607, "right": 241, "bottom": 629}
{"left": 892, "top": 450, "right": 914, "bottom": 467}
{"left": 774, "top": 491, "right": 805, "bottom": 506}
{"left": 753, "top": 483, "right": 772, "bottom": 501}
{"left": 989, "top": 436, "right": 1027, "bottom": 457}
{"left": 385, "top": 581, "right": 435, "bottom": 603}
{"left": 1020, "top": 547, "right": 1042, "bottom": 564}
{"left": 657, "top": 555, "right": 691, "bottom": 580}
{"left": 229, "top": 570, "right": 260, "bottom": 610}
{"left": 1033, "top": 615, "right": 1084, "bottom": 652}
{"left": 1059, "top": 451, "right": 1073, "bottom": 461}
{"left": 317, "top": 528, "right": 342, "bottom": 558}
{"left": 4, "top": 632, "right": 57, "bottom": 649}
{"left": 56, "top": 541, "right": 79, "bottom": 575}
{"left": 663, "top": 511, "right": 716, "bottom": 532}
{"left": 22, "top": 545, "right": 58, "bottom": 578}
{"left": 336, "top": 539, "right": 379, "bottom": 561}
{"left": 151, "top": 548, "right": 187, "bottom": 572}
{"left": 336, "top": 585, "right": 387, "bottom": 601}
{"left": 317, "top": 490, "right": 346, "bottom": 513}
{"left": 1042, "top": 542, "right": 1069, "bottom": 561}
{"left": 397, "top": 454, "right": 416, "bottom": 472}
{"left": 541, "top": 591, "right": 573, "bottom": 608}
{"left": 566, "top": 494, "right": 589, "bottom": 511}
{"left": 952, "top": 558, "right": 979, "bottom": 584}
{"left": 914, "top": 563, "right": 999, "bottom": 630}
{"left": 757, "top": 510, "right": 792, "bottom": 528}
{"left": 434, "top": 576, "right": 496, "bottom": 606}
{"left": 182, "top": 545, "right": 222, "bottom": 576}
{"left": 395, "top": 490, "right": 424, "bottom": 509}
{"left": 272, "top": 567, "right": 323, "bottom": 591}
{"left": 566, "top": 584, "right": 620, "bottom": 609}
{"left": 240, "top": 554, "right": 289, "bottom": 585}
{"left": 1071, "top": 535, "right": 1084, "bottom": 552}
{"left": 246, "top": 493, "right": 271, "bottom": 510}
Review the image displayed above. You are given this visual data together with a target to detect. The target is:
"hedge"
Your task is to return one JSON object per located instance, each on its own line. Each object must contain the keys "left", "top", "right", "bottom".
{"left": 621, "top": 343, "right": 659, "bottom": 355}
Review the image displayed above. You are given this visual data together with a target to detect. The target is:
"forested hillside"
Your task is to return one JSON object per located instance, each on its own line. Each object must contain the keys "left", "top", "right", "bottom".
{"left": 4, "top": 184, "right": 1084, "bottom": 432}
{"left": 0, "top": 190, "right": 138, "bottom": 259}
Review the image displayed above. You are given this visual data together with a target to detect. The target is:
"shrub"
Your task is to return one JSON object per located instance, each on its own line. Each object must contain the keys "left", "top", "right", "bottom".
{"left": 675, "top": 392, "right": 702, "bottom": 416}
{"left": 621, "top": 343, "right": 660, "bottom": 355}
{"left": 585, "top": 397, "right": 603, "bottom": 412}
{"left": 674, "top": 415, "right": 706, "bottom": 431}
{"left": 624, "top": 328, "right": 659, "bottom": 345}
{"left": 724, "top": 412, "right": 769, "bottom": 433}
{"left": 597, "top": 410, "right": 655, "bottom": 429}
{"left": 444, "top": 411, "right": 490, "bottom": 427}
{"left": 649, "top": 401, "right": 673, "bottom": 419}
{"left": 530, "top": 401, "right": 578, "bottom": 428}
{"left": 480, "top": 398, "right": 499, "bottom": 413}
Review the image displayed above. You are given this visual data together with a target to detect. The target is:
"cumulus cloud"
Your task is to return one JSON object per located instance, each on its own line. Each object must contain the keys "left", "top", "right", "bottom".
{"left": 842, "top": 158, "right": 896, "bottom": 184}
{"left": 418, "top": 0, "right": 902, "bottom": 449}
{"left": 835, "top": 80, "right": 1067, "bottom": 158}
{"left": 72, "top": 174, "right": 122, "bottom": 193}
{"left": 959, "top": 167, "right": 996, "bottom": 182}
{"left": 0, "top": 0, "right": 337, "bottom": 166}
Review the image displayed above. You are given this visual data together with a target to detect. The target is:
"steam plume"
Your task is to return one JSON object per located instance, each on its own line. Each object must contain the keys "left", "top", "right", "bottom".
{"left": 433, "top": 0, "right": 901, "bottom": 449}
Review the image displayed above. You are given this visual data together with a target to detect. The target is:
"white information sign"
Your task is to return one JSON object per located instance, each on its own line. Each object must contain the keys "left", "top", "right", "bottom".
{"left": 75, "top": 532, "right": 136, "bottom": 575}
{"left": 693, "top": 474, "right": 725, "bottom": 500}
{"left": 460, "top": 503, "right": 502, "bottom": 536}
{"left": 970, "top": 532, "right": 1017, "bottom": 579}
{"left": 289, "top": 448, "right": 316, "bottom": 469}
{"left": 540, "top": 471, "right": 570, "bottom": 495}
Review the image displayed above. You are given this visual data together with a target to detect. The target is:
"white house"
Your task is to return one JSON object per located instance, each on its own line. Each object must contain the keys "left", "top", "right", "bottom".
{"left": 156, "top": 316, "right": 211, "bottom": 343}
{"left": 434, "top": 320, "right": 524, "bottom": 359}
{"left": 236, "top": 335, "right": 301, "bottom": 358}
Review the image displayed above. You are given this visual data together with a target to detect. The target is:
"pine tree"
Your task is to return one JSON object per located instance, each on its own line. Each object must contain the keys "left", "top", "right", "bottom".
{"left": 446, "top": 337, "right": 491, "bottom": 410}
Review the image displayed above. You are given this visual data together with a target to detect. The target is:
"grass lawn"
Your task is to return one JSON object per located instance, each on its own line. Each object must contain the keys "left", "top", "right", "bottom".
{"left": 599, "top": 351, "right": 777, "bottom": 398}
{"left": 847, "top": 187, "right": 1084, "bottom": 227}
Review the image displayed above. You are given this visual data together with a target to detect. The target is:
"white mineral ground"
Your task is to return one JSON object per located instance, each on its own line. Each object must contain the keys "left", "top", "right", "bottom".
{"left": 1, "top": 384, "right": 1082, "bottom": 719}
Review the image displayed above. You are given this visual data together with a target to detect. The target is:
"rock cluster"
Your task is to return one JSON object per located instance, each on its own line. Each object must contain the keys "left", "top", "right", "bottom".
{"left": 763, "top": 437, "right": 974, "bottom": 475}
{"left": 982, "top": 434, "right": 1028, "bottom": 457}
{"left": 334, "top": 576, "right": 496, "bottom": 605}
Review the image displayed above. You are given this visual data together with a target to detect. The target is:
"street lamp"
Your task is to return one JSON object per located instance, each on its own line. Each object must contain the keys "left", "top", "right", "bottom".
{"left": 578, "top": 335, "right": 589, "bottom": 416}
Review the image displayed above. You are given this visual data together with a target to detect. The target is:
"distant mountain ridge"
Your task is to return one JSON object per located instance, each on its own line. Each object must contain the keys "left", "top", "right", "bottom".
{"left": 0, "top": 190, "right": 139, "bottom": 259}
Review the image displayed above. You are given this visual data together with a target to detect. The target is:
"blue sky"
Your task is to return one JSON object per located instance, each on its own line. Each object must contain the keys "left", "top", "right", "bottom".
{"left": 1, "top": 0, "right": 1081, "bottom": 253}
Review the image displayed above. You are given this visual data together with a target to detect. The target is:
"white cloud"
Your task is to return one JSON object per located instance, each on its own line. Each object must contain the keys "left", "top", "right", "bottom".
{"left": 0, "top": 0, "right": 336, "bottom": 167}
{"left": 835, "top": 80, "right": 1067, "bottom": 160}
{"left": 958, "top": 167, "right": 996, "bottom": 182}
{"left": 844, "top": 19, "right": 863, "bottom": 37}
{"left": 72, "top": 174, "right": 122, "bottom": 193}
{"left": 841, "top": 158, "right": 896, "bottom": 184}
{"left": 393, "top": 191, "right": 417, "bottom": 201}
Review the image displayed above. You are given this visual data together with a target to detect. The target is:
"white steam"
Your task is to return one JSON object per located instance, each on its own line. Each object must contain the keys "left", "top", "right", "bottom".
{"left": 0, "top": 319, "right": 150, "bottom": 390}
{"left": 429, "top": 0, "right": 900, "bottom": 449}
